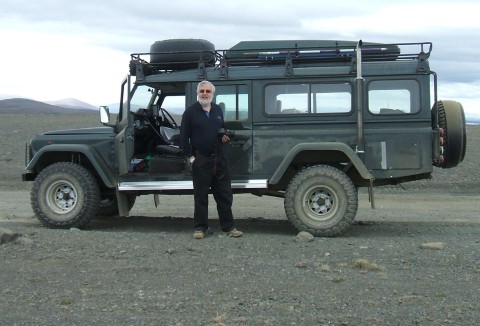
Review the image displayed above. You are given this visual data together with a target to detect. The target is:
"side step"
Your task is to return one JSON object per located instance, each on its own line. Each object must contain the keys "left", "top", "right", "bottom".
{"left": 118, "top": 179, "right": 268, "bottom": 191}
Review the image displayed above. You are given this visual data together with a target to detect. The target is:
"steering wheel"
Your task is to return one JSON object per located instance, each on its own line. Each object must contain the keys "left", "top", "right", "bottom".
{"left": 160, "top": 107, "right": 178, "bottom": 129}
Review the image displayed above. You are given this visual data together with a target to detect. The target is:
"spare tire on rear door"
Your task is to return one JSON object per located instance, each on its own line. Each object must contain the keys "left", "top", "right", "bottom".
{"left": 431, "top": 100, "right": 466, "bottom": 168}
{"left": 150, "top": 39, "right": 216, "bottom": 70}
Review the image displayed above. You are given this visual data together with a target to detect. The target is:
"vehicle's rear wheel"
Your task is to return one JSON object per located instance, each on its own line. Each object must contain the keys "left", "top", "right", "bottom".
{"left": 285, "top": 165, "right": 357, "bottom": 237}
{"left": 431, "top": 100, "right": 466, "bottom": 168}
{"left": 31, "top": 162, "right": 100, "bottom": 228}
{"left": 150, "top": 39, "right": 216, "bottom": 70}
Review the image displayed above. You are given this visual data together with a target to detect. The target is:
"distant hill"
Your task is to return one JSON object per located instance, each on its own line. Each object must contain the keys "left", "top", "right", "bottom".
{"left": 45, "top": 98, "right": 98, "bottom": 111}
{"left": 0, "top": 98, "right": 97, "bottom": 114}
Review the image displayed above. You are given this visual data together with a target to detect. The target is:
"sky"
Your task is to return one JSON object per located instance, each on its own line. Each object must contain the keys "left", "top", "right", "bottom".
{"left": 1, "top": 0, "right": 479, "bottom": 115}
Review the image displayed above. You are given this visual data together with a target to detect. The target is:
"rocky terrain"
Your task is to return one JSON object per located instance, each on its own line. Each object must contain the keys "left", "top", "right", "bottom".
{"left": 0, "top": 113, "right": 479, "bottom": 325}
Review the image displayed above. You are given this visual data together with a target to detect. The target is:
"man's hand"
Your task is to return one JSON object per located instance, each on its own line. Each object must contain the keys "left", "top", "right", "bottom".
{"left": 221, "top": 135, "right": 231, "bottom": 143}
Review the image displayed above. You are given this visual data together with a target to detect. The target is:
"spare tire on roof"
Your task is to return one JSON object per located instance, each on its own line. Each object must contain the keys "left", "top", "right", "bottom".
{"left": 150, "top": 39, "right": 216, "bottom": 70}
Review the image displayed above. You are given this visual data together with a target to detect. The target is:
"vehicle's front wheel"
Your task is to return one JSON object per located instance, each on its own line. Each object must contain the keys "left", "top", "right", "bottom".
{"left": 285, "top": 165, "right": 358, "bottom": 237}
{"left": 31, "top": 162, "right": 100, "bottom": 228}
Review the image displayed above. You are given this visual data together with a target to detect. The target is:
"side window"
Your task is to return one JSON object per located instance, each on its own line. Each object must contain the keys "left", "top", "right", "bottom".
{"left": 368, "top": 80, "right": 420, "bottom": 114}
{"left": 214, "top": 85, "right": 249, "bottom": 122}
{"left": 265, "top": 82, "right": 352, "bottom": 115}
{"left": 272, "top": 84, "right": 309, "bottom": 114}
{"left": 311, "top": 83, "right": 351, "bottom": 113}
{"left": 161, "top": 95, "right": 186, "bottom": 124}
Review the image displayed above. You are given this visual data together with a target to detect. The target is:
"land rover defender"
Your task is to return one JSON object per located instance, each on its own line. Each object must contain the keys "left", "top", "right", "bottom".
{"left": 23, "top": 39, "right": 466, "bottom": 236}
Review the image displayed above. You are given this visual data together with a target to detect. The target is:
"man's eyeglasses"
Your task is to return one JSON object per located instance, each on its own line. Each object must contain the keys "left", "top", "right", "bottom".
{"left": 198, "top": 89, "right": 212, "bottom": 94}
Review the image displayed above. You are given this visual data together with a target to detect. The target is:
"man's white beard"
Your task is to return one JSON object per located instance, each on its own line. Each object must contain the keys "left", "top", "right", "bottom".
{"left": 199, "top": 98, "right": 211, "bottom": 107}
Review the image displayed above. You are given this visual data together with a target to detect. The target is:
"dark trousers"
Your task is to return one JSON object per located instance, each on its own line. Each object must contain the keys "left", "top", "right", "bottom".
{"left": 192, "top": 152, "right": 234, "bottom": 232}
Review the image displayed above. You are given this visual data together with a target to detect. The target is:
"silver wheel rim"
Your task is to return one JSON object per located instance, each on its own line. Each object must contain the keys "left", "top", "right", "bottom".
{"left": 302, "top": 185, "right": 338, "bottom": 222}
{"left": 46, "top": 180, "right": 78, "bottom": 215}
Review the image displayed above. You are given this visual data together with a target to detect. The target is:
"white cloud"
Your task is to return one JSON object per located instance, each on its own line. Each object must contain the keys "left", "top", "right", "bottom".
{"left": 302, "top": 2, "right": 480, "bottom": 45}
{"left": 438, "top": 81, "right": 480, "bottom": 115}
{"left": 0, "top": 27, "right": 127, "bottom": 105}
{"left": 0, "top": 0, "right": 479, "bottom": 114}
{"left": 439, "top": 81, "right": 480, "bottom": 99}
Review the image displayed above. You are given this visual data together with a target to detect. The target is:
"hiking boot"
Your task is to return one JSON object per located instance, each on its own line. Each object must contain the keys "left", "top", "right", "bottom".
{"left": 226, "top": 228, "right": 243, "bottom": 238}
{"left": 193, "top": 230, "right": 205, "bottom": 239}
{"left": 193, "top": 228, "right": 213, "bottom": 239}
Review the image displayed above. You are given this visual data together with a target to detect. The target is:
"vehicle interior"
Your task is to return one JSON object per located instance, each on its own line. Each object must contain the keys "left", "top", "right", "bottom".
{"left": 129, "top": 95, "right": 184, "bottom": 174}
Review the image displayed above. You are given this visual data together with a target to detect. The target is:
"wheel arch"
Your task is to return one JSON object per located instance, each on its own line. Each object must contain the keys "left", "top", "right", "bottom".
{"left": 26, "top": 144, "right": 117, "bottom": 188}
{"left": 269, "top": 143, "right": 373, "bottom": 188}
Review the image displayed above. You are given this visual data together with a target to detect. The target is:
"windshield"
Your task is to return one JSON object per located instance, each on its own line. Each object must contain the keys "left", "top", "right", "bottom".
{"left": 131, "top": 85, "right": 157, "bottom": 113}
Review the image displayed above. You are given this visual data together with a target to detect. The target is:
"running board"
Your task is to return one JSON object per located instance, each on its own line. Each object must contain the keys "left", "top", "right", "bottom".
{"left": 118, "top": 179, "right": 268, "bottom": 191}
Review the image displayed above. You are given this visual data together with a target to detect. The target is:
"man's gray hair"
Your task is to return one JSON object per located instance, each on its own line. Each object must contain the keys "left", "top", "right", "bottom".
{"left": 197, "top": 80, "right": 215, "bottom": 94}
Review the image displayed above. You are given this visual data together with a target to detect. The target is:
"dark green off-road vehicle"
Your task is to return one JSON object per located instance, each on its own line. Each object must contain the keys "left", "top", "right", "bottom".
{"left": 23, "top": 39, "right": 466, "bottom": 236}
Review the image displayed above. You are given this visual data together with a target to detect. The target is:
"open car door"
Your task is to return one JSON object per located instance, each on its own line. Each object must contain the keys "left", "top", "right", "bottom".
{"left": 115, "top": 75, "right": 134, "bottom": 176}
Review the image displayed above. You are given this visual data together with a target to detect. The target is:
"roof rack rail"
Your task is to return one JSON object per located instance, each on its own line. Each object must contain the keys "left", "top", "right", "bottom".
{"left": 129, "top": 41, "right": 432, "bottom": 77}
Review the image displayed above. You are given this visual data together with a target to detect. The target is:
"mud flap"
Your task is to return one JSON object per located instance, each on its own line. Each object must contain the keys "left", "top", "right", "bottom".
{"left": 116, "top": 189, "right": 131, "bottom": 217}
{"left": 368, "top": 178, "right": 375, "bottom": 209}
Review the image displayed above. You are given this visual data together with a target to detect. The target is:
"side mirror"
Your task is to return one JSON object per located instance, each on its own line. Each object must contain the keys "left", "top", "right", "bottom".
{"left": 99, "top": 106, "right": 110, "bottom": 124}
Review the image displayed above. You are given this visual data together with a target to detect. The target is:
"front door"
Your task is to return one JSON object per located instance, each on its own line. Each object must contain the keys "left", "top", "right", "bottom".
{"left": 115, "top": 76, "right": 134, "bottom": 176}
{"left": 213, "top": 83, "right": 253, "bottom": 178}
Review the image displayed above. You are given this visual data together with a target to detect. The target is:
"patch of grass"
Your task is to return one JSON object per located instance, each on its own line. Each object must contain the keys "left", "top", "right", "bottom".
{"left": 59, "top": 300, "right": 73, "bottom": 305}
{"left": 354, "top": 259, "right": 385, "bottom": 272}
{"left": 213, "top": 312, "right": 226, "bottom": 326}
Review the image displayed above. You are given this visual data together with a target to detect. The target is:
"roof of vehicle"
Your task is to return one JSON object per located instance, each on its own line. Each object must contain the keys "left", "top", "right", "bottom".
{"left": 130, "top": 40, "right": 432, "bottom": 83}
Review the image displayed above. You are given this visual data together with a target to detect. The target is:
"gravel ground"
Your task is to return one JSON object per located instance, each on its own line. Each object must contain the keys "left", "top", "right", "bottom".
{"left": 0, "top": 114, "right": 479, "bottom": 325}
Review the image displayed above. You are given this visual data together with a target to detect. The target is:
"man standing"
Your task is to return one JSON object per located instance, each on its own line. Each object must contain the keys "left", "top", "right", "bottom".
{"left": 181, "top": 81, "right": 243, "bottom": 239}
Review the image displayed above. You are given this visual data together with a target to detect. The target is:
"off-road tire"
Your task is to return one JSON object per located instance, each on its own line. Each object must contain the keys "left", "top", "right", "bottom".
{"left": 432, "top": 100, "right": 466, "bottom": 168}
{"left": 150, "top": 39, "right": 215, "bottom": 70}
{"left": 31, "top": 162, "right": 100, "bottom": 228}
{"left": 285, "top": 165, "right": 358, "bottom": 237}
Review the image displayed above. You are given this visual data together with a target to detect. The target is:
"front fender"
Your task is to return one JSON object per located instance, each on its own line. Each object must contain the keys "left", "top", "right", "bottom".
{"left": 269, "top": 142, "right": 373, "bottom": 185}
{"left": 26, "top": 144, "right": 117, "bottom": 188}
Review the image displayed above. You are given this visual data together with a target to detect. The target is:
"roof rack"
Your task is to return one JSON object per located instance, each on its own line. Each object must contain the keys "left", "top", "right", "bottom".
{"left": 129, "top": 41, "right": 433, "bottom": 79}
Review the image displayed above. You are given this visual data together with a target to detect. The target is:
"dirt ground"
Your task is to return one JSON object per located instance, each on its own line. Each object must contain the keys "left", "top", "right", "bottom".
{"left": 0, "top": 113, "right": 479, "bottom": 325}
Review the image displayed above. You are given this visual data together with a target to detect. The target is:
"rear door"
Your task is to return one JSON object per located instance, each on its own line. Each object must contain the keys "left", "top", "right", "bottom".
{"left": 363, "top": 77, "right": 433, "bottom": 178}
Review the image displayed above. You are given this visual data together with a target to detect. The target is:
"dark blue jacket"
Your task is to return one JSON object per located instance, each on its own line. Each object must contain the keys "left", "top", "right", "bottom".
{"left": 180, "top": 102, "right": 225, "bottom": 158}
